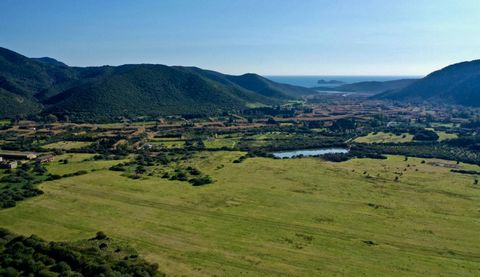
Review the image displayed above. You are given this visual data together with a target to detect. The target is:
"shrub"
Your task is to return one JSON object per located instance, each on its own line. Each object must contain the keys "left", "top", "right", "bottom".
{"left": 189, "top": 176, "right": 213, "bottom": 186}
{"left": 94, "top": 231, "right": 108, "bottom": 240}
{"left": 413, "top": 129, "right": 439, "bottom": 141}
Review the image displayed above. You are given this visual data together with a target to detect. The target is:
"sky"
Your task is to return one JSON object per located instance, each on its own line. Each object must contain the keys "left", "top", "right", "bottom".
{"left": 0, "top": 0, "right": 479, "bottom": 75}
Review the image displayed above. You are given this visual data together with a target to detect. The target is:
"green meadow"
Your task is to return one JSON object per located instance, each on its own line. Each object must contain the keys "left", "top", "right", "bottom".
{"left": 354, "top": 132, "right": 413, "bottom": 143}
{"left": 1, "top": 152, "right": 479, "bottom": 276}
{"left": 42, "top": 141, "right": 92, "bottom": 150}
{"left": 355, "top": 131, "right": 458, "bottom": 144}
{"left": 45, "top": 153, "right": 131, "bottom": 175}
{"left": 435, "top": 131, "right": 458, "bottom": 141}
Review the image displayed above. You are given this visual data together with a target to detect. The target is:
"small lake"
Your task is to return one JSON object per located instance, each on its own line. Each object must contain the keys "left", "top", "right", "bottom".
{"left": 272, "top": 148, "right": 349, "bottom": 158}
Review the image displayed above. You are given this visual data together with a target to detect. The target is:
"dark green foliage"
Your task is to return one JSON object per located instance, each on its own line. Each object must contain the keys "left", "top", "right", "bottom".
{"left": 242, "top": 106, "right": 296, "bottom": 117}
{"left": 266, "top": 117, "right": 277, "bottom": 125}
{"left": 233, "top": 156, "right": 246, "bottom": 163}
{"left": 357, "top": 142, "right": 480, "bottom": 165}
{"left": 330, "top": 119, "right": 356, "bottom": 131}
{"left": 0, "top": 229, "right": 163, "bottom": 276}
{"left": 0, "top": 167, "right": 46, "bottom": 209}
{"left": 189, "top": 175, "right": 213, "bottom": 186}
{"left": 0, "top": 47, "right": 314, "bottom": 121}
{"left": 0, "top": 47, "right": 79, "bottom": 117}
{"left": 45, "top": 64, "right": 259, "bottom": 120}
{"left": 93, "top": 231, "right": 108, "bottom": 240}
{"left": 320, "top": 153, "right": 351, "bottom": 162}
{"left": 376, "top": 59, "right": 480, "bottom": 107}
{"left": 0, "top": 88, "right": 41, "bottom": 117}
{"left": 187, "top": 166, "right": 201, "bottom": 176}
{"left": 413, "top": 129, "right": 439, "bottom": 141}
{"left": 109, "top": 164, "right": 126, "bottom": 172}
{"left": 223, "top": 73, "right": 313, "bottom": 98}
{"left": 61, "top": 170, "right": 88, "bottom": 178}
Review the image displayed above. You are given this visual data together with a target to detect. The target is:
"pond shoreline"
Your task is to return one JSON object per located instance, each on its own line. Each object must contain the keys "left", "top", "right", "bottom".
{"left": 272, "top": 148, "right": 350, "bottom": 159}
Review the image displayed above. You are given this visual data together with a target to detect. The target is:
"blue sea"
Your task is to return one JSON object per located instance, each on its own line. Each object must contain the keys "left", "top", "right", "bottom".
{"left": 264, "top": 75, "right": 422, "bottom": 88}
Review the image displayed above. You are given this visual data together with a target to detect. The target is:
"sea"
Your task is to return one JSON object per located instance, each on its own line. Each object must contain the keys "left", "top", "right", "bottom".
{"left": 264, "top": 75, "right": 421, "bottom": 88}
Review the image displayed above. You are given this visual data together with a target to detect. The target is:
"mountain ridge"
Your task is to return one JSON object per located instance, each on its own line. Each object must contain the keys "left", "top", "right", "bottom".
{"left": 376, "top": 60, "right": 480, "bottom": 106}
{"left": 314, "top": 79, "right": 418, "bottom": 95}
{"left": 0, "top": 47, "right": 314, "bottom": 120}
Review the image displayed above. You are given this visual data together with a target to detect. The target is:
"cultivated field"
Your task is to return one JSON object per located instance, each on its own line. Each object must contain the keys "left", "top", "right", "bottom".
{"left": 1, "top": 152, "right": 479, "bottom": 276}
{"left": 354, "top": 132, "right": 413, "bottom": 143}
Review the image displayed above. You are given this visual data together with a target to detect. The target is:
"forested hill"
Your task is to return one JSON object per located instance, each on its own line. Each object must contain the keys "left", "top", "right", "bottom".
{"left": 0, "top": 47, "right": 314, "bottom": 120}
{"left": 314, "top": 79, "right": 418, "bottom": 95}
{"left": 376, "top": 60, "right": 480, "bottom": 106}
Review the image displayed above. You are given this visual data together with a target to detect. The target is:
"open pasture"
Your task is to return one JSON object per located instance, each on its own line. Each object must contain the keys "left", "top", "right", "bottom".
{"left": 0, "top": 152, "right": 479, "bottom": 276}
{"left": 354, "top": 132, "right": 413, "bottom": 143}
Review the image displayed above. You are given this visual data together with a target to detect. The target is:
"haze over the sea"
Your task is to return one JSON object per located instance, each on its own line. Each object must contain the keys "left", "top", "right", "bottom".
{"left": 266, "top": 76, "right": 422, "bottom": 88}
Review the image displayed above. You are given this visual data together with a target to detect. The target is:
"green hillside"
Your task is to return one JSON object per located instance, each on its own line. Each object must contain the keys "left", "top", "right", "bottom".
{"left": 0, "top": 88, "right": 42, "bottom": 117}
{"left": 376, "top": 60, "right": 480, "bottom": 106}
{"left": 45, "top": 64, "right": 273, "bottom": 119}
{"left": 0, "top": 47, "right": 79, "bottom": 98}
{"left": 314, "top": 79, "right": 418, "bottom": 95}
{"left": 0, "top": 47, "right": 314, "bottom": 120}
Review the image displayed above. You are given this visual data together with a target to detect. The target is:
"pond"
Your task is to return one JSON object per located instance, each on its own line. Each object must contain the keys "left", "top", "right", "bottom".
{"left": 272, "top": 148, "right": 349, "bottom": 159}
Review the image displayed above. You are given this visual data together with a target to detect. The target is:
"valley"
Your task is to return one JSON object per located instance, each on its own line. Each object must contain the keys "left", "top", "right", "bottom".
{"left": 1, "top": 92, "right": 480, "bottom": 275}
{"left": 2, "top": 2, "right": 480, "bottom": 276}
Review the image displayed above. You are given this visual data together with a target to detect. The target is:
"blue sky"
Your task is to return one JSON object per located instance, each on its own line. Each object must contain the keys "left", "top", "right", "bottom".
{"left": 1, "top": 0, "right": 479, "bottom": 75}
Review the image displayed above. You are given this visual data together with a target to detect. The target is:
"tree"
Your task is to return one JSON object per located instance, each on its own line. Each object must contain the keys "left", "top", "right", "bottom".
{"left": 189, "top": 175, "right": 213, "bottom": 186}
{"left": 45, "top": 114, "right": 58, "bottom": 123}
{"left": 413, "top": 129, "right": 439, "bottom": 141}
{"left": 330, "top": 119, "right": 356, "bottom": 132}
{"left": 266, "top": 117, "right": 277, "bottom": 125}
{"left": 135, "top": 166, "right": 146, "bottom": 176}
{"left": 94, "top": 231, "right": 108, "bottom": 240}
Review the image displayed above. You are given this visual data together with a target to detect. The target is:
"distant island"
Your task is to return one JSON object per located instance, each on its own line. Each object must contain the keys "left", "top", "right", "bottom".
{"left": 317, "top": 79, "right": 345, "bottom": 85}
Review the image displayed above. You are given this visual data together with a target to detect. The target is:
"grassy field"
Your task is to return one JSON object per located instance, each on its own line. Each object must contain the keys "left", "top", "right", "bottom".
{"left": 203, "top": 138, "right": 239, "bottom": 149}
{"left": 45, "top": 153, "right": 131, "bottom": 175}
{"left": 1, "top": 152, "right": 480, "bottom": 276}
{"left": 355, "top": 131, "right": 458, "bottom": 143}
{"left": 42, "top": 141, "right": 92, "bottom": 150}
{"left": 354, "top": 132, "right": 413, "bottom": 143}
{"left": 436, "top": 131, "right": 458, "bottom": 141}
{"left": 150, "top": 140, "right": 185, "bottom": 148}
{"left": 0, "top": 119, "right": 11, "bottom": 126}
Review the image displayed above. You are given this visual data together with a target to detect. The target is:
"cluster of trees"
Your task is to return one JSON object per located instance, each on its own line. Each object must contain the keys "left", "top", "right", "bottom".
{"left": 412, "top": 129, "right": 439, "bottom": 141}
{"left": 162, "top": 166, "right": 213, "bottom": 186}
{"left": 446, "top": 136, "right": 480, "bottom": 151}
{"left": 358, "top": 142, "right": 480, "bottom": 165}
{"left": 189, "top": 175, "right": 213, "bottom": 186}
{"left": 0, "top": 229, "right": 162, "bottom": 276}
{"left": 237, "top": 134, "right": 347, "bottom": 152}
{"left": 316, "top": 145, "right": 386, "bottom": 163}
{"left": 242, "top": 106, "right": 296, "bottom": 117}
{"left": 0, "top": 164, "right": 47, "bottom": 209}
{"left": 109, "top": 150, "right": 214, "bottom": 186}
